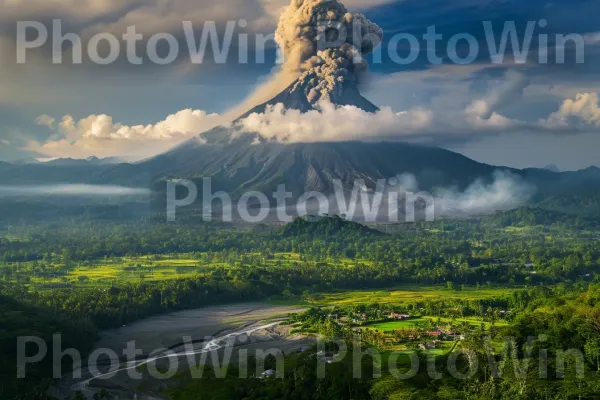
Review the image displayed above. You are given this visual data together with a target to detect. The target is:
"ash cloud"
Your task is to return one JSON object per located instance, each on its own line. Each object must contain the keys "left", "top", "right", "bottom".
{"left": 236, "top": 0, "right": 383, "bottom": 112}
{"left": 275, "top": 0, "right": 383, "bottom": 104}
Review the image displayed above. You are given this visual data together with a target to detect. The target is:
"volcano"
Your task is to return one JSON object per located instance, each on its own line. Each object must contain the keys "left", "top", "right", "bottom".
{"left": 239, "top": 77, "right": 379, "bottom": 119}
{"left": 119, "top": 72, "right": 498, "bottom": 196}
{"left": 4, "top": 0, "right": 600, "bottom": 219}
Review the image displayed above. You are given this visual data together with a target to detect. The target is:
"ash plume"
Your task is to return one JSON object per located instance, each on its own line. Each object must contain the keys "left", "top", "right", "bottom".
{"left": 233, "top": 0, "right": 383, "bottom": 113}
{"left": 275, "top": 0, "right": 383, "bottom": 104}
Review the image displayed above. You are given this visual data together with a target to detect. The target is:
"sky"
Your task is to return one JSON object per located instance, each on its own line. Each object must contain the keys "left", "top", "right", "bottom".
{"left": 0, "top": 0, "right": 599, "bottom": 170}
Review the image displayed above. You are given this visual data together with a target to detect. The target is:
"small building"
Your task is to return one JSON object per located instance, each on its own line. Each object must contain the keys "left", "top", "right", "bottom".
{"left": 261, "top": 370, "right": 276, "bottom": 379}
{"left": 390, "top": 313, "right": 410, "bottom": 320}
{"left": 419, "top": 341, "right": 437, "bottom": 350}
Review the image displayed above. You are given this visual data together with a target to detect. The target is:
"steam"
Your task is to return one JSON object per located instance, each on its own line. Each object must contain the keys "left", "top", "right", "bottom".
{"left": 281, "top": 171, "right": 534, "bottom": 222}
{"left": 435, "top": 171, "right": 534, "bottom": 217}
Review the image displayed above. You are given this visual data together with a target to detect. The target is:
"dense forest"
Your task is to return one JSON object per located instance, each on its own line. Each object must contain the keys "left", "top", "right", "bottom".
{"left": 1, "top": 208, "right": 600, "bottom": 398}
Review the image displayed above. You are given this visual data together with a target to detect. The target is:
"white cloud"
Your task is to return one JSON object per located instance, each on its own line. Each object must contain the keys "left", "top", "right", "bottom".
{"left": 0, "top": 0, "right": 127, "bottom": 24}
{"left": 27, "top": 109, "right": 227, "bottom": 159}
{"left": 30, "top": 69, "right": 598, "bottom": 160}
{"left": 583, "top": 32, "right": 600, "bottom": 46}
{"left": 545, "top": 92, "right": 600, "bottom": 127}
{"left": 466, "top": 70, "right": 529, "bottom": 120}
{"left": 39, "top": 0, "right": 393, "bottom": 39}
{"left": 236, "top": 102, "right": 433, "bottom": 142}
{"left": 35, "top": 115, "right": 55, "bottom": 128}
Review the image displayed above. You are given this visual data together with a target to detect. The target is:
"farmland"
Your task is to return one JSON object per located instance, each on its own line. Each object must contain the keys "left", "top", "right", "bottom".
{"left": 313, "top": 285, "right": 520, "bottom": 307}
{"left": 0, "top": 251, "right": 376, "bottom": 289}
{"left": 365, "top": 316, "right": 509, "bottom": 332}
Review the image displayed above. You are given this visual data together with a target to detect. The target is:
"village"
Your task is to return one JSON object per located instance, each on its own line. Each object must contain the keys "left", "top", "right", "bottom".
{"left": 291, "top": 304, "right": 507, "bottom": 355}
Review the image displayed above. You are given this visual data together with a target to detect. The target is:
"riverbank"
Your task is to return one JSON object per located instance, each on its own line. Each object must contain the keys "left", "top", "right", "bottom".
{"left": 49, "top": 303, "right": 310, "bottom": 400}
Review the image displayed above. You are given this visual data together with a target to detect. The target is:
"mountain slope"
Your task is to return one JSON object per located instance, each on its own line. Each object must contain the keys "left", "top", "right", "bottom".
{"left": 239, "top": 79, "right": 379, "bottom": 119}
{"left": 91, "top": 139, "right": 500, "bottom": 195}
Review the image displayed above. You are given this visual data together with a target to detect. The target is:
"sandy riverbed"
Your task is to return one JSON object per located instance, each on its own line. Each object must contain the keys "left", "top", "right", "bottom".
{"left": 49, "top": 303, "right": 312, "bottom": 400}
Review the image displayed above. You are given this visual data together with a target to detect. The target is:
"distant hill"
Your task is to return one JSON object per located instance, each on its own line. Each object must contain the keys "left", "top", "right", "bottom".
{"left": 481, "top": 207, "right": 600, "bottom": 228}
{"left": 42, "top": 156, "right": 126, "bottom": 166}
{"left": 282, "top": 215, "right": 383, "bottom": 237}
{"left": 544, "top": 164, "right": 561, "bottom": 173}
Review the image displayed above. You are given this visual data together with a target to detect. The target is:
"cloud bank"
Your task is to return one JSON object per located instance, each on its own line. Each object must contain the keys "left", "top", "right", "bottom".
{"left": 27, "top": 109, "right": 226, "bottom": 159}
{"left": 236, "top": 102, "right": 433, "bottom": 142}
{"left": 28, "top": 69, "right": 600, "bottom": 159}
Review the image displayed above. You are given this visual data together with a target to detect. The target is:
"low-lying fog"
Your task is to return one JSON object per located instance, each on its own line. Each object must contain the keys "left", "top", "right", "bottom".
{"left": 0, "top": 184, "right": 150, "bottom": 197}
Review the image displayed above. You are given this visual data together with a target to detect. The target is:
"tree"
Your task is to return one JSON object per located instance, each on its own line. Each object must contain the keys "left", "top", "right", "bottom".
{"left": 72, "top": 391, "right": 86, "bottom": 400}
{"left": 584, "top": 337, "right": 600, "bottom": 371}
{"left": 302, "top": 290, "right": 314, "bottom": 304}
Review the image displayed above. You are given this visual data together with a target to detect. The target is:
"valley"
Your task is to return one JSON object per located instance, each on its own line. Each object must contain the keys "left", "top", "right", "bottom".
{"left": 1, "top": 209, "right": 600, "bottom": 399}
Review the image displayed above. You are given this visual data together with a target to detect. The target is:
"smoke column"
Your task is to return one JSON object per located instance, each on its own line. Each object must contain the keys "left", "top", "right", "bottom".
{"left": 230, "top": 0, "right": 383, "bottom": 114}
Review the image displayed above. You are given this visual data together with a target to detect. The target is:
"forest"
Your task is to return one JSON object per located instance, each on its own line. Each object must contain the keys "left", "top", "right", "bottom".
{"left": 0, "top": 207, "right": 599, "bottom": 399}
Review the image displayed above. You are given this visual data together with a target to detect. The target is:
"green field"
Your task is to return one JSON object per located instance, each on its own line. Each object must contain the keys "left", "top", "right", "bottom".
{"left": 0, "top": 252, "right": 378, "bottom": 289}
{"left": 366, "top": 319, "right": 428, "bottom": 331}
{"left": 314, "top": 285, "right": 519, "bottom": 307}
{"left": 366, "top": 316, "right": 509, "bottom": 332}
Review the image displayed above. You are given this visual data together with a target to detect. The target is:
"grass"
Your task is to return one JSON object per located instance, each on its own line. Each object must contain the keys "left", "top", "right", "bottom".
{"left": 367, "top": 319, "right": 427, "bottom": 331}
{"left": 314, "top": 285, "right": 519, "bottom": 307}
{"left": 366, "top": 316, "right": 509, "bottom": 332}
{"left": 1, "top": 252, "right": 379, "bottom": 289}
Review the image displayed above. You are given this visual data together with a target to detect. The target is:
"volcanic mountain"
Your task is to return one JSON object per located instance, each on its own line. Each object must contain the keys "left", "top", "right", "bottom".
{"left": 3, "top": 78, "right": 600, "bottom": 218}
{"left": 86, "top": 75, "right": 501, "bottom": 196}
{"left": 5, "top": 74, "right": 600, "bottom": 200}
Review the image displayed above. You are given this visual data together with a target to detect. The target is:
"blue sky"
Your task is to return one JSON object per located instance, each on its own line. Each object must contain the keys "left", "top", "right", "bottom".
{"left": 0, "top": 0, "right": 598, "bottom": 170}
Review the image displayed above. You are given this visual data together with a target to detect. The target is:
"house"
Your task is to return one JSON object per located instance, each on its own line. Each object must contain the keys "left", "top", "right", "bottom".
{"left": 390, "top": 313, "right": 410, "bottom": 320}
{"left": 419, "top": 341, "right": 437, "bottom": 350}
{"left": 260, "top": 370, "right": 276, "bottom": 379}
{"left": 426, "top": 331, "right": 442, "bottom": 338}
